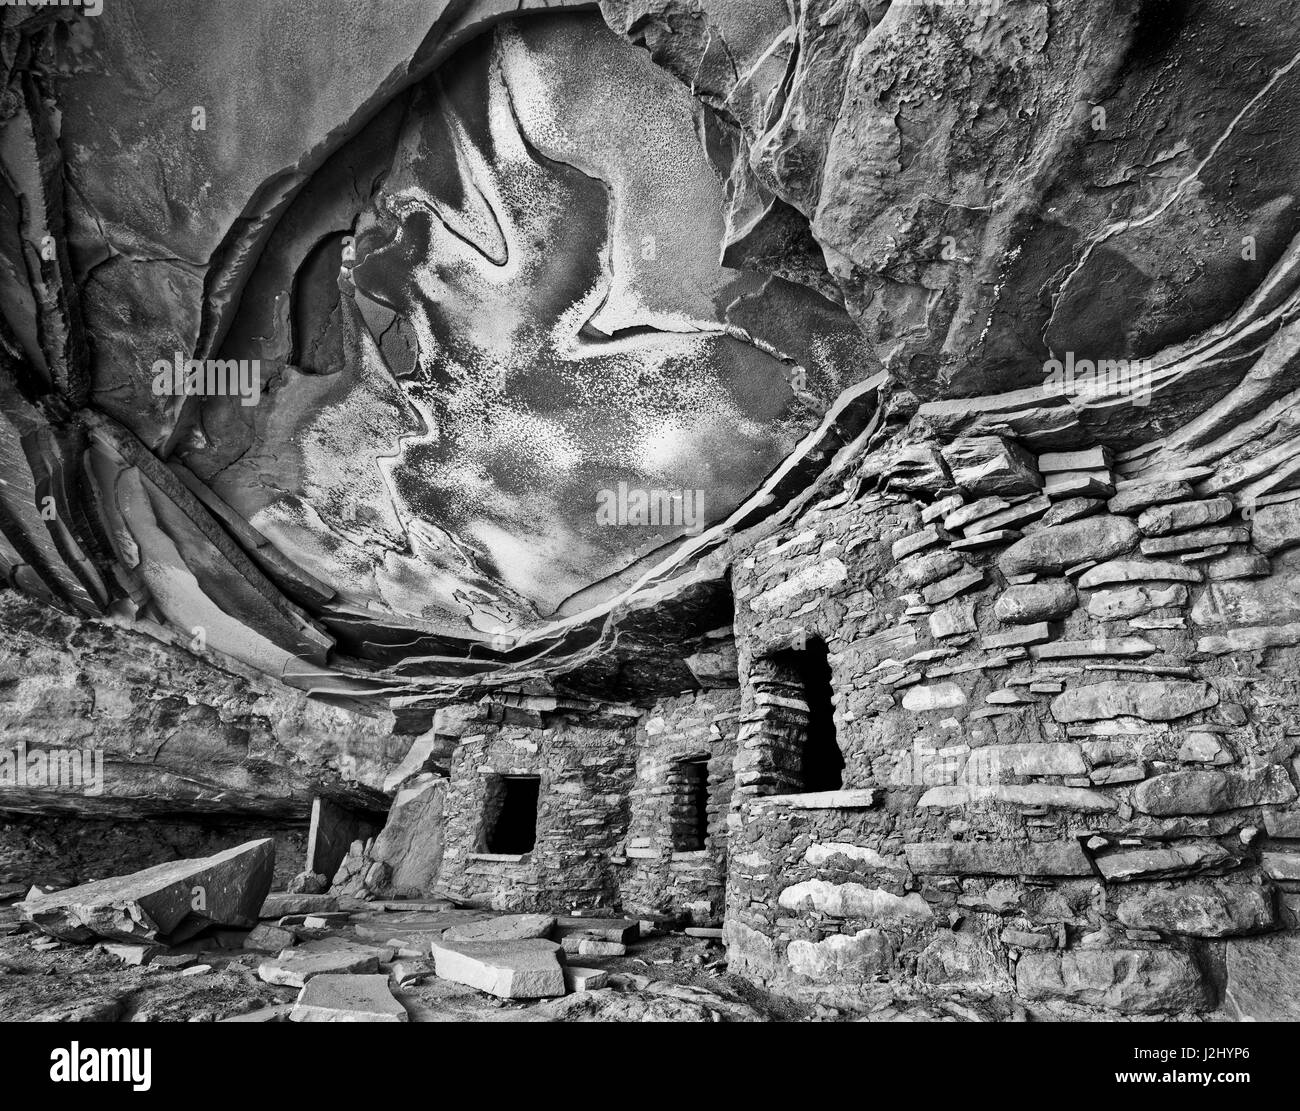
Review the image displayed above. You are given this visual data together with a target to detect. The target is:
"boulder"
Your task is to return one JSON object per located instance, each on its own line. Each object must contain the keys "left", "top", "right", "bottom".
{"left": 21, "top": 838, "right": 274, "bottom": 943}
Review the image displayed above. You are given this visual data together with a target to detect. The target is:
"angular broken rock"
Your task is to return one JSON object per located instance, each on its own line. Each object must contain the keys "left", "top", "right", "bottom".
{"left": 244, "top": 923, "right": 298, "bottom": 951}
{"left": 259, "top": 893, "right": 339, "bottom": 919}
{"left": 258, "top": 939, "right": 386, "bottom": 988}
{"left": 1136, "top": 496, "right": 1233, "bottom": 537}
{"left": 1106, "top": 480, "right": 1193, "bottom": 515}
{"left": 998, "top": 516, "right": 1139, "bottom": 577}
{"left": 440, "top": 912, "right": 556, "bottom": 944}
{"left": 430, "top": 937, "right": 566, "bottom": 999}
{"left": 563, "top": 966, "right": 610, "bottom": 992}
{"left": 1094, "top": 843, "right": 1239, "bottom": 882}
{"left": 1222, "top": 933, "right": 1300, "bottom": 1021}
{"left": 1049, "top": 681, "right": 1218, "bottom": 723}
{"left": 22, "top": 839, "right": 274, "bottom": 943}
{"left": 940, "top": 435, "right": 1041, "bottom": 496}
{"left": 1251, "top": 500, "right": 1300, "bottom": 554}
{"left": 290, "top": 974, "right": 408, "bottom": 1023}
{"left": 553, "top": 917, "right": 639, "bottom": 945}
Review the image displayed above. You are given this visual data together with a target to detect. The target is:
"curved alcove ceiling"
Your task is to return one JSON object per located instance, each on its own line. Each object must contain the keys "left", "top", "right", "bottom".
{"left": 5, "top": 0, "right": 1300, "bottom": 714}
{"left": 21, "top": 0, "right": 883, "bottom": 707}
{"left": 174, "top": 13, "right": 877, "bottom": 654}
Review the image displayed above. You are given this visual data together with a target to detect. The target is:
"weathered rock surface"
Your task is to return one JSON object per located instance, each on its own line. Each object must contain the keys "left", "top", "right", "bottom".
{"left": 258, "top": 939, "right": 386, "bottom": 988}
{"left": 1015, "top": 949, "right": 1206, "bottom": 1014}
{"left": 430, "top": 937, "right": 567, "bottom": 999}
{"left": 1133, "top": 766, "right": 1297, "bottom": 816}
{"left": 1115, "top": 884, "right": 1273, "bottom": 938}
{"left": 994, "top": 581, "right": 1076, "bottom": 624}
{"left": 777, "top": 880, "right": 932, "bottom": 921}
{"left": 1050, "top": 682, "right": 1218, "bottom": 723}
{"left": 22, "top": 839, "right": 274, "bottom": 943}
{"left": 290, "top": 974, "right": 408, "bottom": 1023}
{"left": 787, "top": 928, "right": 892, "bottom": 981}
{"left": 441, "top": 913, "right": 556, "bottom": 944}
{"left": 998, "top": 518, "right": 1139, "bottom": 578}
{"left": 1222, "top": 933, "right": 1300, "bottom": 1020}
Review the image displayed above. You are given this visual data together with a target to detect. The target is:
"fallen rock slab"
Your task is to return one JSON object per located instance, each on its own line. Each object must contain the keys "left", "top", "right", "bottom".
{"left": 553, "top": 917, "right": 639, "bottom": 945}
{"left": 244, "top": 923, "right": 298, "bottom": 951}
{"left": 440, "top": 912, "right": 556, "bottom": 943}
{"left": 259, "top": 893, "right": 339, "bottom": 919}
{"left": 258, "top": 939, "right": 387, "bottom": 988}
{"left": 563, "top": 966, "right": 610, "bottom": 992}
{"left": 430, "top": 937, "right": 566, "bottom": 999}
{"left": 290, "top": 974, "right": 408, "bottom": 1023}
{"left": 21, "top": 839, "right": 274, "bottom": 943}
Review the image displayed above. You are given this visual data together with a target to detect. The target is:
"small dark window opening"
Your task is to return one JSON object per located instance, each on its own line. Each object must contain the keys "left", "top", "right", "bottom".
{"left": 773, "top": 639, "right": 843, "bottom": 792}
{"left": 480, "top": 775, "right": 540, "bottom": 854}
{"left": 670, "top": 757, "right": 710, "bottom": 852}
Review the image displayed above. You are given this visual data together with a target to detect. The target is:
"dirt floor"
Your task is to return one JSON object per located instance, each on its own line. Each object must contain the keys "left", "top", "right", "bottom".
{"left": 0, "top": 894, "right": 1002, "bottom": 1022}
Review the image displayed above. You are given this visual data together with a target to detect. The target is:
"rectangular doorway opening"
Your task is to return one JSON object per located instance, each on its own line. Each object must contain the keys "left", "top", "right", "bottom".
{"left": 479, "top": 774, "right": 540, "bottom": 855}
{"left": 766, "top": 638, "right": 844, "bottom": 792}
{"left": 670, "top": 756, "right": 710, "bottom": 852}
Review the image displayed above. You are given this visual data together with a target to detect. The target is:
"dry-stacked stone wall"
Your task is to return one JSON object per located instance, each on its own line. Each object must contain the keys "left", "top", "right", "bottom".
{"left": 616, "top": 689, "right": 741, "bottom": 924}
{"left": 723, "top": 434, "right": 1300, "bottom": 1017}
{"left": 435, "top": 699, "right": 638, "bottom": 911}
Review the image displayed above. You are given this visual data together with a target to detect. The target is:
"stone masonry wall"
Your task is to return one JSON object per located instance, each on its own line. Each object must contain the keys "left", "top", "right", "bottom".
{"left": 723, "top": 434, "right": 1300, "bottom": 1019}
{"left": 616, "top": 688, "right": 741, "bottom": 925}
{"left": 436, "top": 700, "right": 638, "bottom": 912}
